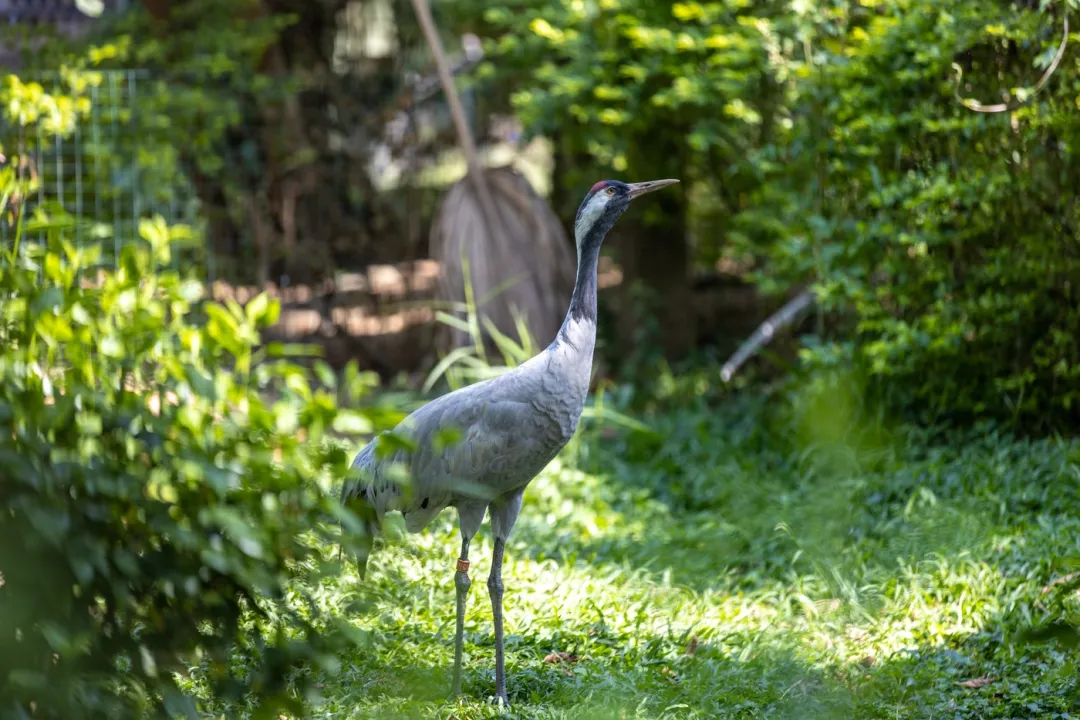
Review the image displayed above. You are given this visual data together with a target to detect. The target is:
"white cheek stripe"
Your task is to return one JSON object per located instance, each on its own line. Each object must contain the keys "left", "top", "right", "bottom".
{"left": 574, "top": 194, "right": 610, "bottom": 257}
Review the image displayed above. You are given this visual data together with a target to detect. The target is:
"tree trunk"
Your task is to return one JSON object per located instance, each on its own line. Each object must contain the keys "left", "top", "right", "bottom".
{"left": 138, "top": 0, "right": 169, "bottom": 20}
{"left": 614, "top": 131, "right": 694, "bottom": 364}
{"left": 615, "top": 191, "right": 693, "bottom": 361}
{"left": 136, "top": 0, "right": 400, "bottom": 287}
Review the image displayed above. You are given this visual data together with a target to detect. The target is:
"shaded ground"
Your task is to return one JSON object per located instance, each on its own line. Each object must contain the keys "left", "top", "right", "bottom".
{"left": 201, "top": 390, "right": 1080, "bottom": 718}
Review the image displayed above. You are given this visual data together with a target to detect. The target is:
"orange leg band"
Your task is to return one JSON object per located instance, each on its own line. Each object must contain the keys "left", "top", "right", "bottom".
{"left": 456, "top": 558, "right": 470, "bottom": 573}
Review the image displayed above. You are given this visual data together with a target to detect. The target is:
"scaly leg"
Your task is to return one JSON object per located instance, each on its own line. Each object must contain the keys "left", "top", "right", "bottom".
{"left": 487, "top": 537, "right": 508, "bottom": 707}
{"left": 487, "top": 489, "right": 523, "bottom": 707}
{"left": 450, "top": 501, "right": 486, "bottom": 699}
{"left": 451, "top": 536, "right": 471, "bottom": 697}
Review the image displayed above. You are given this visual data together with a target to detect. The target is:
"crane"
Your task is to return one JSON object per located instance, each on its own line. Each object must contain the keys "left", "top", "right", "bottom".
{"left": 341, "top": 177, "right": 679, "bottom": 706}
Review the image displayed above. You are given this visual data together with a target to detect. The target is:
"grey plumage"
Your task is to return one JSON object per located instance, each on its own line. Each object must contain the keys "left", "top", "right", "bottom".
{"left": 344, "top": 313, "right": 594, "bottom": 535}
{"left": 341, "top": 177, "right": 679, "bottom": 707}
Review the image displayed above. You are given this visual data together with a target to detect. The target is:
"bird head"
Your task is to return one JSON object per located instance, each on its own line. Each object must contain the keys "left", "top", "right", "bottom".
{"left": 573, "top": 179, "right": 680, "bottom": 255}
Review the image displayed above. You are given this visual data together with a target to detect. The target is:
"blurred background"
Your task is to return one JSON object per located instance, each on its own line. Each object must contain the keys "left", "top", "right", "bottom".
{"left": 2, "top": 0, "right": 1077, "bottom": 422}
{"left": 2, "top": 0, "right": 1079, "bottom": 718}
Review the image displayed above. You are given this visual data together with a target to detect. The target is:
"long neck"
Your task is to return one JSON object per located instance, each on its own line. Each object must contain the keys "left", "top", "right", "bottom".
{"left": 560, "top": 225, "right": 604, "bottom": 339}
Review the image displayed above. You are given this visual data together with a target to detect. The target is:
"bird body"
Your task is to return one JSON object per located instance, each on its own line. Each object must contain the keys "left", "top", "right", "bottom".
{"left": 341, "top": 177, "right": 678, "bottom": 706}
{"left": 350, "top": 312, "right": 595, "bottom": 535}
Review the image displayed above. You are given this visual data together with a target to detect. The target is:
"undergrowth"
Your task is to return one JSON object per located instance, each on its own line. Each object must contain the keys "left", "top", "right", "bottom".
{"left": 181, "top": 372, "right": 1080, "bottom": 719}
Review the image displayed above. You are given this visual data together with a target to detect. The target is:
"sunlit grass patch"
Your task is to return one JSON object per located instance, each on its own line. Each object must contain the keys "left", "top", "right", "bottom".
{"left": 185, "top": 391, "right": 1080, "bottom": 718}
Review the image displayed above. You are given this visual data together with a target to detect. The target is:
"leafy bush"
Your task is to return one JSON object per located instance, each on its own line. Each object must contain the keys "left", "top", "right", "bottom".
{"left": 46, "top": 0, "right": 422, "bottom": 287}
{"left": 453, "top": 0, "right": 1079, "bottom": 431}
{"left": 460, "top": 0, "right": 772, "bottom": 182}
{"left": 732, "top": 0, "right": 1080, "bottom": 430}
{"left": 0, "top": 85, "right": 377, "bottom": 716}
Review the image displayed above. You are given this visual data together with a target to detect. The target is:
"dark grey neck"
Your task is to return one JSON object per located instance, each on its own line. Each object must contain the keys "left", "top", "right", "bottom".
{"left": 558, "top": 228, "right": 603, "bottom": 342}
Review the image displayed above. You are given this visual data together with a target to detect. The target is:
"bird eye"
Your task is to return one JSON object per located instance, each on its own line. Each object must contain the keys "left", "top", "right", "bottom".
{"left": 605, "top": 187, "right": 615, "bottom": 196}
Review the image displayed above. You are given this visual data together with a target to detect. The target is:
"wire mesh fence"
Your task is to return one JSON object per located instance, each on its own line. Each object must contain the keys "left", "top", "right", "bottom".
{"left": 0, "top": 61, "right": 533, "bottom": 290}
{"left": 0, "top": 69, "right": 206, "bottom": 277}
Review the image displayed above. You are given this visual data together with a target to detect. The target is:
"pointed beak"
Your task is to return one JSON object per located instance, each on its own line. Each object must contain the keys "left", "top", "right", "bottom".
{"left": 626, "top": 178, "right": 680, "bottom": 200}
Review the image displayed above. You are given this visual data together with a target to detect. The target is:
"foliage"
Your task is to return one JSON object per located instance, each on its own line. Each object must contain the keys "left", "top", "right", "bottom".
{"left": 197, "top": 381, "right": 1080, "bottom": 718}
{"left": 477, "top": 0, "right": 772, "bottom": 177}
{"left": 95, "top": 1, "right": 290, "bottom": 196}
{"left": 424, "top": 275, "right": 653, "bottom": 440}
{"left": 0, "top": 79, "right": 382, "bottom": 716}
{"left": 731, "top": 0, "right": 1080, "bottom": 431}
{"left": 444, "top": 0, "right": 786, "bottom": 259}
{"left": 450, "top": 0, "right": 1080, "bottom": 431}
{"left": 79, "top": 0, "right": 294, "bottom": 280}
{"left": 24, "top": 0, "right": 424, "bottom": 286}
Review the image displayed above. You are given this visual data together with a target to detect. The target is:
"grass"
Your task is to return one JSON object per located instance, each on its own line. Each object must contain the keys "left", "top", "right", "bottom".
{"left": 229, "top": 382, "right": 1080, "bottom": 719}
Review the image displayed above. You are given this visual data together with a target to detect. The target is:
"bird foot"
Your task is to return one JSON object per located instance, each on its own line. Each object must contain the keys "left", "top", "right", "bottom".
{"left": 492, "top": 693, "right": 510, "bottom": 710}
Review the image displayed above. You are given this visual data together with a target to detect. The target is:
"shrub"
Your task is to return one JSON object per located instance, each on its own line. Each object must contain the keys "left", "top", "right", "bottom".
{"left": 452, "top": 0, "right": 1080, "bottom": 431}
{"left": 0, "top": 116, "right": 377, "bottom": 717}
{"left": 730, "top": 0, "right": 1080, "bottom": 431}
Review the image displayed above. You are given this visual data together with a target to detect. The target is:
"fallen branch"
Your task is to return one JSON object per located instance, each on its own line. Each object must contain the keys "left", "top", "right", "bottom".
{"left": 720, "top": 289, "right": 816, "bottom": 383}
{"left": 951, "top": 13, "right": 1069, "bottom": 114}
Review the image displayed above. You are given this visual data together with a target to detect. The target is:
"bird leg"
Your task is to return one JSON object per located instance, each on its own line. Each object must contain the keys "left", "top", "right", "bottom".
{"left": 487, "top": 537, "right": 508, "bottom": 707}
{"left": 451, "top": 537, "right": 471, "bottom": 697}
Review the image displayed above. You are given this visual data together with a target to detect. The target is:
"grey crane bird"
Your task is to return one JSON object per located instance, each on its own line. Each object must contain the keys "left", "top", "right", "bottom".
{"left": 341, "top": 177, "right": 679, "bottom": 706}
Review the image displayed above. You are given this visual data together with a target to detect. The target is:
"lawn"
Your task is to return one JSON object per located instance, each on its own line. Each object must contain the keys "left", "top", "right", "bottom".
{"left": 210, "top": 389, "right": 1080, "bottom": 719}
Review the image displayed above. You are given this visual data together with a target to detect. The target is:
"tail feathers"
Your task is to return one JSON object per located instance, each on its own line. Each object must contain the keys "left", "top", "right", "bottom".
{"left": 355, "top": 521, "right": 375, "bottom": 581}
{"left": 342, "top": 438, "right": 389, "bottom": 580}
{"left": 341, "top": 479, "right": 378, "bottom": 581}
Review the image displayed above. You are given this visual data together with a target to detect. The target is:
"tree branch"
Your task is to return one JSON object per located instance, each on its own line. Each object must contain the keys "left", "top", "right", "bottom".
{"left": 408, "top": 0, "right": 509, "bottom": 267}
{"left": 400, "top": 34, "right": 483, "bottom": 110}
{"left": 720, "top": 289, "right": 816, "bottom": 383}
{"left": 952, "top": 13, "right": 1069, "bottom": 114}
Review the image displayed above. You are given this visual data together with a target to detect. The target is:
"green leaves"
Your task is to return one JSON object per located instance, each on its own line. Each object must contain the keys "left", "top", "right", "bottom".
{"left": 0, "top": 74, "right": 92, "bottom": 135}
{"left": 702, "top": 0, "right": 1080, "bottom": 431}
{"left": 454, "top": 0, "right": 1080, "bottom": 430}
{"left": 20, "top": 503, "right": 71, "bottom": 549}
{"left": 465, "top": 0, "right": 773, "bottom": 175}
{"left": 332, "top": 410, "right": 374, "bottom": 436}
{"left": 0, "top": 177, "right": 375, "bottom": 716}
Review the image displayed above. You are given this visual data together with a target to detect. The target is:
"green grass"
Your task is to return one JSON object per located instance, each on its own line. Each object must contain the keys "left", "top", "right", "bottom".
{"left": 199, "top": 389, "right": 1080, "bottom": 719}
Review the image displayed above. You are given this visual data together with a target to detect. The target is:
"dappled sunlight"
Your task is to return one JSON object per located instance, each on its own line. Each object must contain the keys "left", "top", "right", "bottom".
{"left": 279, "top": 394, "right": 1080, "bottom": 717}
{"left": 5, "top": 0, "right": 1079, "bottom": 716}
